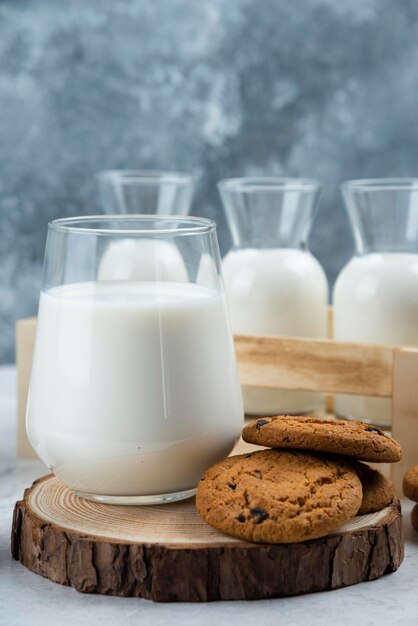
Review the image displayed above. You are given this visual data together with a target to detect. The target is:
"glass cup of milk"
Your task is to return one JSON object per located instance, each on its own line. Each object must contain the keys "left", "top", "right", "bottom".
{"left": 26, "top": 215, "right": 244, "bottom": 504}
{"left": 97, "top": 170, "right": 195, "bottom": 282}
{"left": 218, "top": 177, "right": 328, "bottom": 416}
{"left": 334, "top": 178, "right": 418, "bottom": 429}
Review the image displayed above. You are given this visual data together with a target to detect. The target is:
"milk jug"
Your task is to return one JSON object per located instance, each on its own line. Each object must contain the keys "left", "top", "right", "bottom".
{"left": 334, "top": 179, "right": 418, "bottom": 428}
{"left": 219, "top": 177, "right": 328, "bottom": 416}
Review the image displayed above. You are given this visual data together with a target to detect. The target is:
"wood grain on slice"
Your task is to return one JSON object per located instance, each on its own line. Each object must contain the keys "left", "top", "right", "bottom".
{"left": 12, "top": 475, "right": 403, "bottom": 602}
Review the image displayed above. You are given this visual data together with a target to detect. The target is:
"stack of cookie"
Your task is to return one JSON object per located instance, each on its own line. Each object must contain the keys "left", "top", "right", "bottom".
{"left": 403, "top": 466, "right": 418, "bottom": 531}
{"left": 196, "top": 416, "right": 402, "bottom": 544}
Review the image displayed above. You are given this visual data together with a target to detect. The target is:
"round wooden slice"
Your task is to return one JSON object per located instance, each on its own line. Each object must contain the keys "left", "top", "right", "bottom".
{"left": 12, "top": 474, "right": 403, "bottom": 602}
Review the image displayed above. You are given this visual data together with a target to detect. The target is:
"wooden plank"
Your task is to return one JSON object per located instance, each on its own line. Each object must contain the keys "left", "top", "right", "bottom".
{"left": 326, "top": 306, "right": 334, "bottom": 412}
{"left": 16, "top": 317, "right": 37, "bottom": 459}
{"left": 234, "top": 334, "right": 394, "bottom": 398}
{"left": 327, "top": 305, "right": 333, "bottom": 339}
{"left": 391, "top": 347, "right": 418, "bottom": 495}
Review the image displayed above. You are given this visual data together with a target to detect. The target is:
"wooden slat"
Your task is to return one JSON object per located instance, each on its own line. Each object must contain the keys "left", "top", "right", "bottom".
{"left": 234, "top": 334, "right": 394, "bottom": 398}
{"left": 391, "top": 347, "right": 418, "bottom": 494}
{"left": 326, "top": 306, "right": 334, "bottom": 412}
{"left": 16, "top": 317, "right": 37, "bottom": 459}
{"left": 327, "top": 305, "right": 333, "bottom": 339}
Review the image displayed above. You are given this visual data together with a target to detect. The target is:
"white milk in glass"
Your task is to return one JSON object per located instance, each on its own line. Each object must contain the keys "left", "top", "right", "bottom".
{"left": 222, "top": 248, "right": 328, "bottom": 415}
{"left": 27, "top": 281, "right": 243, "bottom": 496}
{"left": 334, "top": 253, "right": 418, "bottom": 427}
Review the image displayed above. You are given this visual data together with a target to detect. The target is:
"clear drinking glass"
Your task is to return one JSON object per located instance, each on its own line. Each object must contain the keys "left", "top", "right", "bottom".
{"left": 334, "top": 179, "right": 418, "bottom": 428}
{"left": 97, "top": 170, "right": 195, "bottom": 214}
{"left": 26, "top": 215, "right": 244, "bottom": 504}
{"left": 218, "top": 177, "right": 328, "bottom": 416}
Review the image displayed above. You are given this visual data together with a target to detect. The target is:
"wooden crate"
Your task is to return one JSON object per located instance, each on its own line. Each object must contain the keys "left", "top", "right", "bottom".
{"left": 16, "top": 316, "right": 418, "bottom": 493}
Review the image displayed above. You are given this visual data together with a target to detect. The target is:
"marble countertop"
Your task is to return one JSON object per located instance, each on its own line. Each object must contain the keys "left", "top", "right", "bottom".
{"left": 1, "top": 366, "right": 418, "bottom": 626}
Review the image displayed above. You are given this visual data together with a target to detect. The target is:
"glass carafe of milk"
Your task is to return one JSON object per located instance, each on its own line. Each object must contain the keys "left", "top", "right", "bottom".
{"left": 97, "top": 170, "right": 195, "bottom": 282}
{"left": 334, "top": 178, "right": 418, "bottom": 429}
{"left": 218, "top": 177, "right": 328, "bottom": 416}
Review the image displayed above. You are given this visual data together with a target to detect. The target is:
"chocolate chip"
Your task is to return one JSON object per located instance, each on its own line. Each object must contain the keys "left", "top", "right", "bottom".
{"left": 236, "top": 514, "right": 245, "bottom": 523}
{"left": 228, "top": 482, "right": 237, "bottom": 490}
{"left": 256, "top": 419, "right": 270, "bottom": 431}
{"left": 365, "top": 427, "right": 384, "bottom": 435}
{"left": 250, "top": 507, "right": 269, "bottom": 524}
{"left": 243, "top": 453, "right": 252, "bottom": 458}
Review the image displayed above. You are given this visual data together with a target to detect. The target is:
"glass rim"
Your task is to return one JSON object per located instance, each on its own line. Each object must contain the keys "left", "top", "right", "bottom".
{"left": 342, "top": 178, "right": 418, "bottom": 192}
{"left": 48, "top": 215, "right": 216, "bottom": 236}
{"left": 97, "top": 170, "right": 195, "bottom": 186}
{"left": 217, "top": 177, "right": 321, "bottom": 193}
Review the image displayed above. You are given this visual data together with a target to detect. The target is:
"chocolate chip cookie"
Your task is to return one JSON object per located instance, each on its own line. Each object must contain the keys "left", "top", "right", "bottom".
{"left": 242, "top": 416, "right": 402, "bottom": 463}
{"left": 403, "top": 465, "right": 418, "bottom": 502}
{"left": 196, "top": 449, "right": 362, "bottom": 544}
{"left": 352, "top": 461, "right": 394, "bottom": 515}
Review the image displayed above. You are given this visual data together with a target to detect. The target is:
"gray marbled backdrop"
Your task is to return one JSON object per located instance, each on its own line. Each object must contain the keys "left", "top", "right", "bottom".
{"left": 1, "top": 0, "right": 418, "bottom": 362}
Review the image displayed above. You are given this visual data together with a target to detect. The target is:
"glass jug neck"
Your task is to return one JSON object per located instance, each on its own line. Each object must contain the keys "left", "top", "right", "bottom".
{"left": 343, "top": 179, "right": 418, "bottom": 255}
{"left": 218, "top": 178, "right": 321, "bottom": 250}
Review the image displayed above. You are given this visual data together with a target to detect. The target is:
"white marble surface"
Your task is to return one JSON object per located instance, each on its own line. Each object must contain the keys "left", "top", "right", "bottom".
{"left": 1, "top": 366, "right": 418, "bottom": 626}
